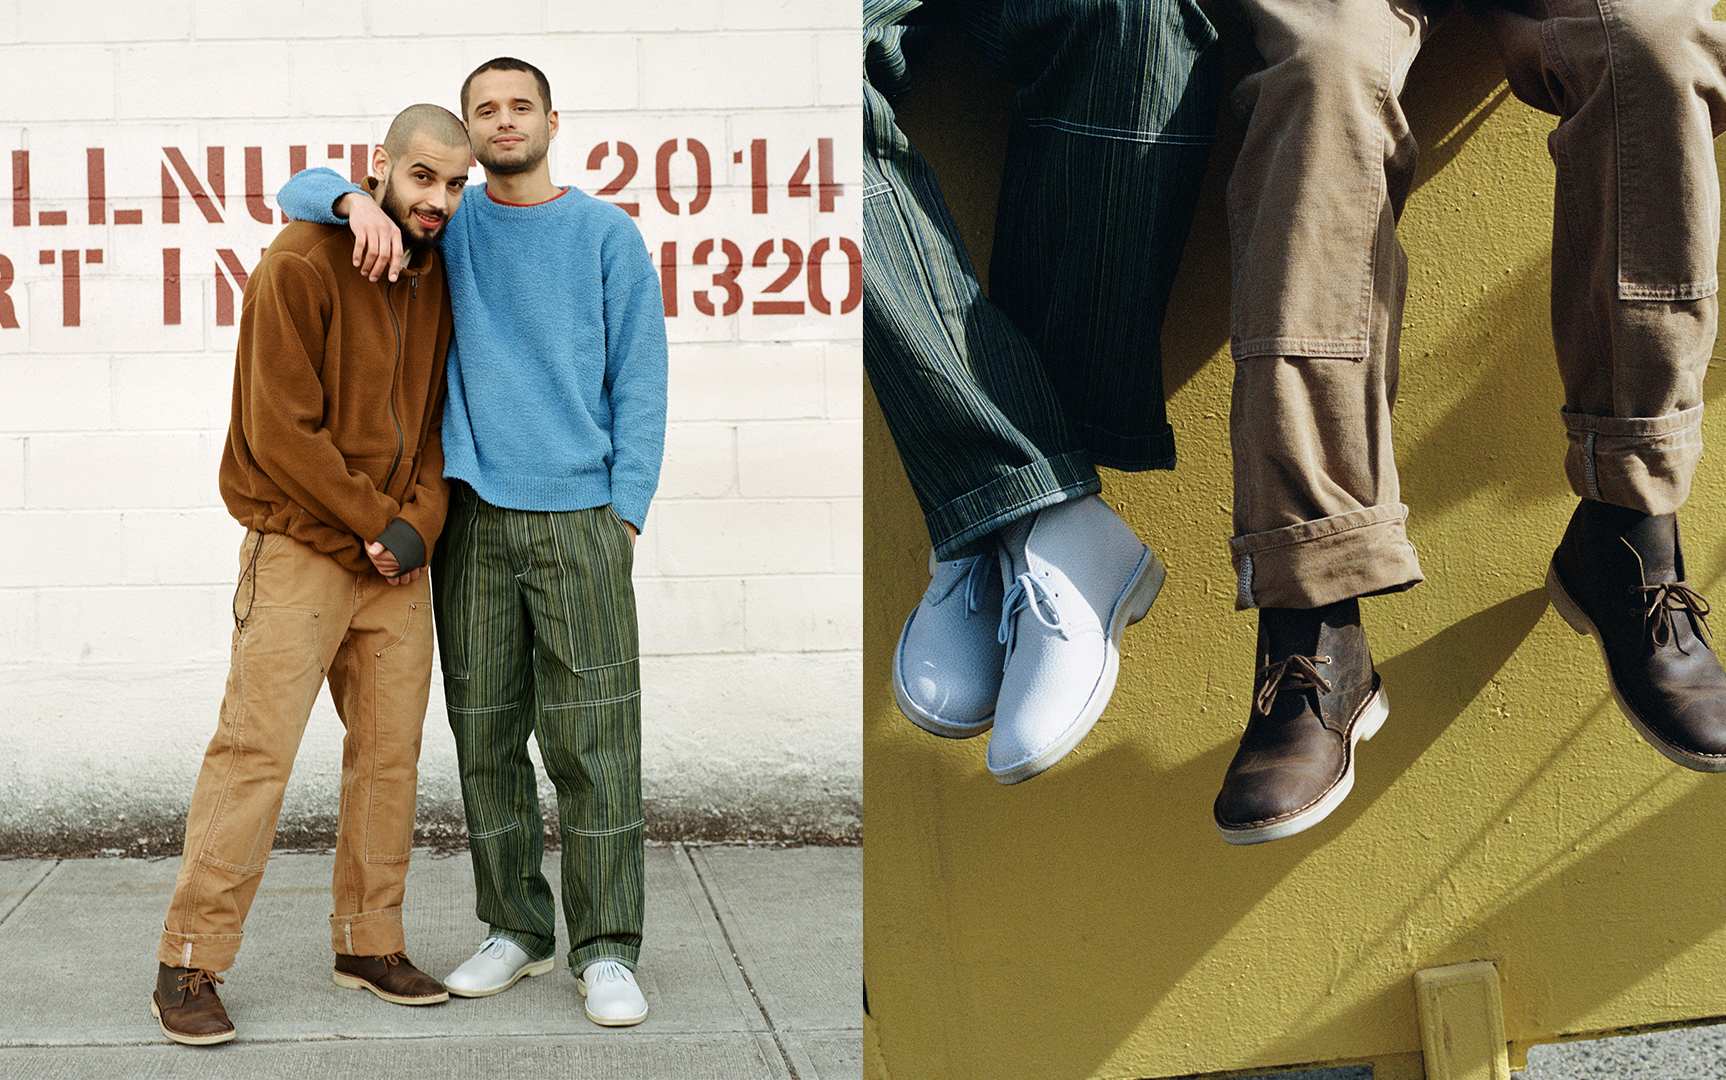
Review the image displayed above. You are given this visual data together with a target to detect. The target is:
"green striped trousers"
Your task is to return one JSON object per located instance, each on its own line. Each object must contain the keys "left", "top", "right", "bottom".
{"left": 432, "top": 483, "right": 644, "bottom": 972}
{"left": 864, "top": 0, "right": 1223, "bottom": 558}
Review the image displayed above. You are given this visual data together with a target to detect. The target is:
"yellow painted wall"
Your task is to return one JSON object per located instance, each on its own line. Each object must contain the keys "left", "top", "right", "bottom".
{"left": 864, "top": 12, "right": 1726, "bottom": 1080}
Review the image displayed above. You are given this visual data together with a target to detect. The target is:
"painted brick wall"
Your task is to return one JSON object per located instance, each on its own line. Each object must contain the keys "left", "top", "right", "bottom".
{"left": 0, "top": 1, "right": 861, "bottom": 851}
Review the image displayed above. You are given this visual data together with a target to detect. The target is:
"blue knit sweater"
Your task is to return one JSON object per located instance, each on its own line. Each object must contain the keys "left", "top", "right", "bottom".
{"left": 277, "top": 169, "right": 668, "bottom": 529}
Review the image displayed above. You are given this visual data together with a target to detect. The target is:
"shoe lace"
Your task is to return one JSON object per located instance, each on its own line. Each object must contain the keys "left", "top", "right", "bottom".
{"left": 1638, "top": 580, "right": 1713, "bottom": 650}
{"left": 997, "top": 571, "right": 1066, "bottom": 666}
{"left": 957, "top": 554, "right": 993, "bottom": 617}
{"left": 179, "top": 969, "right": 224, "bottom": 997}
{"left": 377, "top": 952, "right": 407, "bottom": 967}
{"left": 1254, "top": 654, "right": 1332, "bottom": 716}
{"left": 587, "top": 960, "right": 627, "bottom": 985}
{"left": 477, "top": 936, "right": 510, "bottom": 959}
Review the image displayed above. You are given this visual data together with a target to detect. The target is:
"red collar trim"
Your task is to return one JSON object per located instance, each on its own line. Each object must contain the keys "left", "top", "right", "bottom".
{"left": 487, "top": 186, "right": 569, "bottom": 208}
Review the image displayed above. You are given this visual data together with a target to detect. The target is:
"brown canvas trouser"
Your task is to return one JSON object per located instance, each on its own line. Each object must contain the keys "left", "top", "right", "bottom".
{"left": 1226, "top": 0, "right": 1726, "bottom": 609}
{"left": 159, "top": 531, "right": 434, "bottom": 970}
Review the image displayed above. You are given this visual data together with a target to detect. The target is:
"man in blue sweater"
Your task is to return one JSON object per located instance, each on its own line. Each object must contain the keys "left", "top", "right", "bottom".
{"left": 277, "top": 57, "right": 667, "bottom": 1027}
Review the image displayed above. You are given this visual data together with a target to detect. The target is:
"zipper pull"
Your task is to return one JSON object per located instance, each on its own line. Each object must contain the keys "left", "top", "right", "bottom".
{"left": 411, "top": 275, "right": 417, "bottom": 299}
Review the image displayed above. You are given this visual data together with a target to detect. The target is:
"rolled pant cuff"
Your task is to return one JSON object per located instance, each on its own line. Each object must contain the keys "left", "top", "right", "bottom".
{"left": 158, "top": 928, "right": 244, "bottom": 973}
{"left": 1562, "top": 404, "right": 1703, "bottom": 516}
{"left": 330, "top": 904, "right": 406, "bottom": 957}
{"left": 571, "top": 948, "right": 640, "bottom": 974}
{"left": 1229, "top": 504, "right": 1423, "bottom": 610}
{"left": 1077, "top": 420, "right": 1177, "bottom": 473}
{"left": 490, "top": 928, "right": 557, "bottom": 961}
{"left": 926, "top": 451, "right": 1100, "bottom": 561}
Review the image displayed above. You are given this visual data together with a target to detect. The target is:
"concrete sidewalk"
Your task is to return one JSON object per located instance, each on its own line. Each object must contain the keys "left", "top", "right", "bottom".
{"left": 0, "top": 844, "right": 859, "bottom": 1079}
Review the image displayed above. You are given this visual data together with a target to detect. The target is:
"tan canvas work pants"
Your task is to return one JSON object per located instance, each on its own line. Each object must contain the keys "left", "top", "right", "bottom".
{"left": 1226, "top": 0, "right": 1726, "bottom": 609}
{"left": 159, "top": 531, "right": 434, "bottom": 970}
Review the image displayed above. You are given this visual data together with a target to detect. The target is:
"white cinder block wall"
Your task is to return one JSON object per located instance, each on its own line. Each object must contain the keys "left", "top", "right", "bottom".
{"left": 0, "top": 1, "right": 861, "bottom": 851}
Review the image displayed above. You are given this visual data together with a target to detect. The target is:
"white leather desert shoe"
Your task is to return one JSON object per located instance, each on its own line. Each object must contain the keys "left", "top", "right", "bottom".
{"left": 892, "top": 548, "right": 1006, "bottom": 738}
{"left": 578, "top": 960, "right": 649, "bottom": 1027}
{"left": 987, "top": 495, "right": 1164, "bottom": 784}
{"left": 443, "top": 936, "right": 555, "bottom": 998}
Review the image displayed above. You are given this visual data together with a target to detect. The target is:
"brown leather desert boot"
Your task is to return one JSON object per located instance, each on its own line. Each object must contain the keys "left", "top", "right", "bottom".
{"left": 333, "top": 952, "right": 451, "bottom": 1005}
{"left": 1547, "top": 501, "right": 1726, "bottom": 771}
{"left": 1214, "top": 598, "right": 1388, "bottom": 845}
{"left": 151, "top": 962, "right": 236, "bottom": 1045}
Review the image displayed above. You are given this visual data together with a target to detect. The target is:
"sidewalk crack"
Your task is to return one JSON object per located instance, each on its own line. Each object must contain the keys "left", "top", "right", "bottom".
{"left": 682, "top": 843, "right": 801, "bottom": 1080}
{"left": 0, "top": 860, "right": 61, "bottom": 927}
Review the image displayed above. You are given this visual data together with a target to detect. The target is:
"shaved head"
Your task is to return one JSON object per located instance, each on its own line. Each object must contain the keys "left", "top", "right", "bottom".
{"left": 382, "top": 103, "right": 468, "bottom": 157}
{"left": 369, "top": 105, "right": 471, "bottom": 258}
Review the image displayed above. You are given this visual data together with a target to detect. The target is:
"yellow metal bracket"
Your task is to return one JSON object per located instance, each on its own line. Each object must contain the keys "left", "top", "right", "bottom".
{"left": 1414, "top": 961, "right": 1511, "bottom": 1080}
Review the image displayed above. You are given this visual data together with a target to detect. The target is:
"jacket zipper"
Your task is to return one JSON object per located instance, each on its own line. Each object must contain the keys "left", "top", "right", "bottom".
{"left": 380, "top": 275, "right": 406, "bottom": 497}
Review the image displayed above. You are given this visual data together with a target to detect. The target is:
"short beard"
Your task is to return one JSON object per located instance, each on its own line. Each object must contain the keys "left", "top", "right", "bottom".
{"left": 379, "top": 175, "right": 439, "bottom": 260}
{"left": 475, "top": 139, "right": 547, "bottom": 177}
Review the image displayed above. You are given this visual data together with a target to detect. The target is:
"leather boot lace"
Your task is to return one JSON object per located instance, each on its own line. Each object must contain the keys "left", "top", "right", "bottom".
{"left": 997, "top": 572, "right": 1066, "bottom": 666}
{"left": 178, "top": 969, "right": 224, "bottom": 997}
{"left": 1254, "top": 654, "right": 1332, "bottom": 716}
{"left": 1638, "top": 581, "right": 1713, "bottom": 650}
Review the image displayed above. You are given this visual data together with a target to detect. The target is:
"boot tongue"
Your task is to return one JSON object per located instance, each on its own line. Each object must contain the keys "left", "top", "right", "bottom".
{"left": 1259, "top": 605, "right": 1326, "bottom": 659}
{"left": 1258, "top": 598, "right": 1362, "bottom": 661}
{"left": 1622, "top": 513, "right": 1679, "bottom": 585}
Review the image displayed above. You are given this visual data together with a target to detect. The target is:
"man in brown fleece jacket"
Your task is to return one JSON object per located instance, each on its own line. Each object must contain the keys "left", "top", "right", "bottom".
{"left": 151, "top": 104, "right": 472, "bottom": 1046}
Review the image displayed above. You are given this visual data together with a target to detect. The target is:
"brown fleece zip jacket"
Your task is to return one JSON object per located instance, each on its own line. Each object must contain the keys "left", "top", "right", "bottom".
{"left": 218, "top": 214, "right": 452, "bottom": 575}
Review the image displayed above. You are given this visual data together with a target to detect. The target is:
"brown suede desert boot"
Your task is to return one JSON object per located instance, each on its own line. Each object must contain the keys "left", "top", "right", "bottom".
{"left": 1547, "top": 501, "right": 1726, "bottom": 771}
{"left": 1214, "top": 598, "right": 1388, "bottom": 845}
{"left": 151, "top": 962, "right": 236, "bottom": 1045}
{"left": 333, "top": 952, "right": 450, "bottom": 1005}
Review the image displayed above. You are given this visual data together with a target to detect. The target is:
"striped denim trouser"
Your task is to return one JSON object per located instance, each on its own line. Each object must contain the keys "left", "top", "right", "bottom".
{"left": 864, "top": 0, "right": 1223, "bottom": 558}
{"left": 433, "top": 484, "right": 645, "bottom": 973}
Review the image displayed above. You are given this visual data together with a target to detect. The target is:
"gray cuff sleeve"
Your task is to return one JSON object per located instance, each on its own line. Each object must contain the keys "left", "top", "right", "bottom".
{"left": 375, "top": 518, "right": 427, "bottom": 574}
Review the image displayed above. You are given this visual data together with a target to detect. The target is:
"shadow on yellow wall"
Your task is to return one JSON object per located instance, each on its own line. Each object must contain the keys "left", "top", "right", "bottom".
{"left": 864, "top": 9, "right": 1726, "bottom": 1080}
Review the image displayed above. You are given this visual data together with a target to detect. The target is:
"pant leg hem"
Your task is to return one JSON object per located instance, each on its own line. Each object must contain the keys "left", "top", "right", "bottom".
{"left": 1078, "top": 420, "right": 1178, "bottom": 473}
{"left": 489, "top": 928, "right": 557, "bottom": 962}
{"left": 1562, "top": 404, "right": 1703, "bottom": 515}
{"left": 570, "top": 949, "right": 640, "bottom": 974}
{"left": 1229, "top": 504, "right": 1423, "bottom": 610}
{"left": 158, "top": 929, "right": 244, "bottom": 972}
{"left": 926, "top": 451, "right": 1100, "bottom": 560}
{"left": 330, "top": 904, "right": 407, "bottom": 957}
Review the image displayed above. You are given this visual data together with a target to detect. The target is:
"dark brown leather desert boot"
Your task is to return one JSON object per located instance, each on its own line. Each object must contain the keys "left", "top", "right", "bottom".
{"left": 333, "top": 952, "right": 450, "bottom": 1005}
{"left": 1214, "top": 598, "right": 1388, "bottom": 845}
{"left": 1547, "top": 501, "right": 1726, "bottom": 771}
{"left": 151, "top": 962, "right": 236, "bottom": 1045}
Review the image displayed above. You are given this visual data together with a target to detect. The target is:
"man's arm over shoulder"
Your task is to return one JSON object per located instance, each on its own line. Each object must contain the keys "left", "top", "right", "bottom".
{"left": 236, "top": 248, "right": 404, "bottom": 546}
{"left": 600, "top": 211, "right": 669, "bottom": 533}
{"left": 277, "top": 168, "right": 358, "bottom": 225}
{"left": 278, "top": 168, "right": 405, "bottom": 282}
